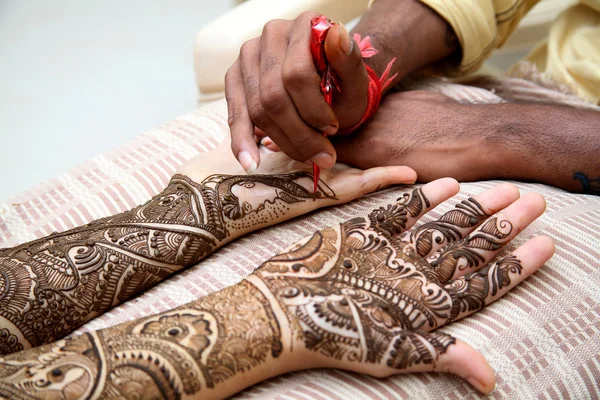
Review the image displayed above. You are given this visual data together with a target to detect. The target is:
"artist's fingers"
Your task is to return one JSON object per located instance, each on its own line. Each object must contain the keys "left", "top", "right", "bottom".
{"left": 226, "top": 60, "right": 260, "bottom": 172}
{"left": 402, "top": 183, "right": 521, "bottom": 259}
{"left": 261, "top": 136, "right": 281, "bottom": 152}
{"left": 238, "top": 37, "right": 294, "bottom": 161}
{"left": 434, "top": 193, "right": 546, "bottom": 282}
{"left": 255, "top": 18, "right": 336, "bottom": 168}
{"left": 324, "top": 23, "right": 369, "bottom": 131}
{"left": 444, "top": 235, "right": 555, "bottom": 322}
{"left": 283, "top": 11, "right": 338, "bottom": 134}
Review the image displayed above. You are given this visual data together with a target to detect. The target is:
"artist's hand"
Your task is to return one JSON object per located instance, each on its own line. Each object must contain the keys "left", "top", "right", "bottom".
{"left": 333, "top": 90, "right": 600, "bottom": 194}
{"left": 0, "top": 137, "right": 416, "bottom": 356}
{"left": 253, "top": 180, "right": 554, "bottom": 394}
{"left": 225, "top": 11, "right": 369, "bottom": 172}
{"left": 333, "top": 91, "right": 495, "bottom": 182}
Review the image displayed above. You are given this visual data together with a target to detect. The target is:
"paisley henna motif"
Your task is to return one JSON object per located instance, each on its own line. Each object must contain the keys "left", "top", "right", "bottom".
{"left": 254, "top": 190, "right": 521, "bottom": 370}
{"left": 0, "top": 281, "right": 281, "bottom": 399}
{"left": 0, "top": 173, "right": 335, "bottom": 354}
{"left": 0, "top": 187, "right": 526, "bottom": 399}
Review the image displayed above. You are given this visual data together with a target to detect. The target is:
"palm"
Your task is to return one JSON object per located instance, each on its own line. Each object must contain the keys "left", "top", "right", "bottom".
{"left": 179, "top": 139, "right": 417, "bottom": 205}
{"left": 253, "top": 180, "right": 554, "bottom": 392}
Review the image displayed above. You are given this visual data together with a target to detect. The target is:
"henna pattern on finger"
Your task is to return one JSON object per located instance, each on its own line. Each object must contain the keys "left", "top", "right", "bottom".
{"left": 444, "top": 255, "right": 523, "bottom": 321}
{"left": 368, "top": 188, "right": 430, "bottom": 238}
{"left": 0, "top": 172, "right": 335, "bottom": 354}
{"left": 423, "top": 217, "right": 513, "bottom": 284}
{"left": 404, "top": 197, "right": 489, "bottom": 258}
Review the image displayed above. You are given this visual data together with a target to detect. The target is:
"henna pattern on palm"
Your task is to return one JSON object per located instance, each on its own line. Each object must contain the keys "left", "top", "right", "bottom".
{"left": 253, "top": 190, "right": 521, "bottom": 370}
{"left": 0, "top": 173, "right": 335, "bottom": 354}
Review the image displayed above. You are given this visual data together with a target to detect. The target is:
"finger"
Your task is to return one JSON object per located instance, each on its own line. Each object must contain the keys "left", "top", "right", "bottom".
{"left": 323, "top": 165, "right": 417, "bottom": 203}
{"left": 239, "top": 37, "right": 294, "bottom": 162}
{"left": 429, "top": 192, "right": 546, "bottom": 283}
{"left": 282, "top": 12, "right": 338, "bottom": 134}
{"left": 349, "top": 332, "right": 495, "bottom": 394}
{"left": 366, "top": 178, "right": 460, "bottom": 238}
{"left": 444, "top": 235, "right": 555, "bottom": 322}
{"left": 402, "top": 183, "right": 521, "bottom": 259}
{"left": 434, "top": 337, "right": 496, "bottom": 394}
{"left": 261, "top": 136, "right": 281, "bottom": 152}
{"left": 324, "top": 23, "right": 369, "bottom": 130}
{"left": 226, "top": 61, "right": 260, "bottom": 172}
{"left": 258, "top": 19, "right": 336, "bottom": 168}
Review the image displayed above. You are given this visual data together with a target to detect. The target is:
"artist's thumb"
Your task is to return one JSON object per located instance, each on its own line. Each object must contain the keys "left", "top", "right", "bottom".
{"left": 325, "top": 23, "right": 369, "bottom": 133}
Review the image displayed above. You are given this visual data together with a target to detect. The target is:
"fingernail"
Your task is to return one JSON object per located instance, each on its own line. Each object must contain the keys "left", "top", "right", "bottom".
{"left": 238, "top": 151, "right": 257, "bottom": 173}
{"left": 339, "top": 23, "right": 353, "bottom": 56}
{"left": 318, "top": 124, "right": 338, "bottom": 135}
{"left": 310, "top": 152, "right": 335, "bottom": 169}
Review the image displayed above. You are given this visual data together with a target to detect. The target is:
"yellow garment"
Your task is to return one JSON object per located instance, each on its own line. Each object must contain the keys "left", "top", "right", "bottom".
{"left": 369, "top": 0, "right": 600, "bottom": 103}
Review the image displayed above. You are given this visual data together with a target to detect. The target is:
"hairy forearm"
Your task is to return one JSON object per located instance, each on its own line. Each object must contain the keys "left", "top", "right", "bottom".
{"left": 352, "top": 0, "right": 458, "bottom": 84}
{"left": 0, "top": 172, "right": 335, "bottom": 354}
{"left": 483, "top": 103, "right": 600, "bottom": 194}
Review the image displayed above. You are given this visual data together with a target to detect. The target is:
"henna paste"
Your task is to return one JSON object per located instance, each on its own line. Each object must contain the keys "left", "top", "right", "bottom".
{"left": 254, "top": 190, "right": 522, "bottom": 369}
{"left": 0, "top": 173, "right": 335, "bottom": 354}
{"left": 0, "top": 187, "right": 525, "bottom": 399}
{"left": 0, "top": 281, "right": 281, "bottom": 399}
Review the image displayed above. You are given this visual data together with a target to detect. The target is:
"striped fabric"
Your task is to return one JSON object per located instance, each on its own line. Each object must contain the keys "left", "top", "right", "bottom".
{"left": 1, "top": 78, "right": 599, "bottom": 399}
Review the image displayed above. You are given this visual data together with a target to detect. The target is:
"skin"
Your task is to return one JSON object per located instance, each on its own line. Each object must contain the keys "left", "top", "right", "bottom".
{"left": 0, "top": 180, "right": 555, "bottom": 399}
{"left": 332, "top": 91, "right": 600, "bottom": 194}
{"left": 0, "top": 139, "right": 416, "bottom": 354}
{"left": 226, "top": 0, "right": 600, "bottom": 195}
{"left": 225, "top": 0, "right": 455, "bottom": 171}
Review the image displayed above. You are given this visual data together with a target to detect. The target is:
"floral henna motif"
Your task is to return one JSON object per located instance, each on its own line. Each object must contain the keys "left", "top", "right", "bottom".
{"left": 0, "top": 186, "right": 528, "bottom": 398}
{"left": 0, "top": 281, "right": 282, "bottom": 399}
{"left": 404, "top": 197, "right": 489, "bottom": 258}
{"left": 253, "top": 190, "right": 522, "bottom": 371}
{"left": 0, "top": 173, "right": 335, "bottom": 354}
{"left": 369, "top": 188, "right": 430, "bottom": 238}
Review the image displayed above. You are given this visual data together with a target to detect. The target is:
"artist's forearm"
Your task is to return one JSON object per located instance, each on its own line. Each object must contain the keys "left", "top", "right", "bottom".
{"left": 352, "top": 0, "right": 457, "bottom": 85}
{"left": 0, "top": 280, "right": 304, "bottom": 399}
{"left": 484, "top": 103, "right": 600, "bottom": 194}
{"left": 0, "top": 172, "right": 335, "bottom": 354}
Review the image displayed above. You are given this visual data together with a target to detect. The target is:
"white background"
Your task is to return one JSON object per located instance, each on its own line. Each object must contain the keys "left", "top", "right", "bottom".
{"left": 0, "top": 0, "right": 235, "bottom": 200}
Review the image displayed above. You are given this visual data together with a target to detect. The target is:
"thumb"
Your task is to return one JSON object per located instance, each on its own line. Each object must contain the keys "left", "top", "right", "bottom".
{"left": 325, "top": 23, "right": 369, "bottom": 132}
{"left": 435, "top": 338, "right": 497, "bottom": 394}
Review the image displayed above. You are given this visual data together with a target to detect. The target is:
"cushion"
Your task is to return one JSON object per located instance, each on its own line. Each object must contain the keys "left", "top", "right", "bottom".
{"left": 1, "top": 93, "right": 599, "bottom": 399}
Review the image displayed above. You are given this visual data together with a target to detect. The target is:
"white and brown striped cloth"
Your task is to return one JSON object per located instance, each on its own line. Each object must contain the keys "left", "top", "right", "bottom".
{"left": 1, "top": 77, "right": 599, "bottom": 399}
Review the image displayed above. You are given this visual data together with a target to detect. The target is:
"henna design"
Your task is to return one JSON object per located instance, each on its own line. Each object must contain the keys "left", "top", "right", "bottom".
{"left": 424, "top": 217, "right": 513, "bottom": 284}
{"left": 369, "top": 188, "right": 429, "bottom": 238}
{"left": 0, "top": 281, "right": 282, "bottom": 399}
{"left": 444, "top": 255, "right": 523, "bottom": 321}
{"left": 0, "top": 187, "right": 526, "bottom": 398}
{"left": 0, "top": 173, "right": 335, "bottom": 354}
{"left": 253, "top": 191, "right": 521, "bottom": 371}
{"left": 404, "top": 197, "right": 489, "bottom": 258}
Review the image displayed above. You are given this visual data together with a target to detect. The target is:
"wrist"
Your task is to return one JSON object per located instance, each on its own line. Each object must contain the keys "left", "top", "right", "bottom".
{"left": 354, "top": 0, "right": 458, "bottom": 82}
{"left": 477, "top": 104, "right": 538, "bottom": 182}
